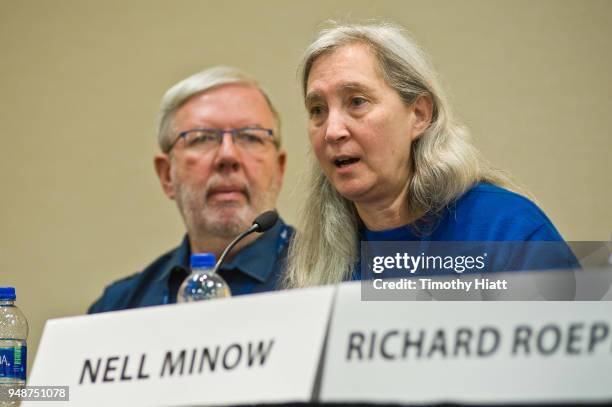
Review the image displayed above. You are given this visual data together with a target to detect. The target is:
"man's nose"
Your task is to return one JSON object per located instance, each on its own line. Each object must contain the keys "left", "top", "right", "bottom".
{"left": 214, "top": 132, "right": 241, "bottom": 172}
{"left": 324, "top": 109, "right": 350, "bottom": 144}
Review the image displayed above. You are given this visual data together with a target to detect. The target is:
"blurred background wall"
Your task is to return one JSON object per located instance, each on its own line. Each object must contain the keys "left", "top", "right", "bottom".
{"left": 0, "top": 0, "right": 610, "bottom": 373}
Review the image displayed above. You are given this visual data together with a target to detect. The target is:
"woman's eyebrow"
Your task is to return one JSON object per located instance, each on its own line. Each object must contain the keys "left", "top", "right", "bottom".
{"left": 339, "top": 82, "right": 375, "bottom": 94}
{"left": 305, "top": 82, "right": 376, "bottom": 106}
{"left": 305, "top": 91, "right": 323, "bottom": 107}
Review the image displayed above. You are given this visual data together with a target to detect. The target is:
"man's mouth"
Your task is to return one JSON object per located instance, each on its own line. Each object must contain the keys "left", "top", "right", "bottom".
{"left": 333, "top": 156, "right": 360, "bottom": 168}
{"left": 207, "top": 186, "right": 248, "bottom": 201}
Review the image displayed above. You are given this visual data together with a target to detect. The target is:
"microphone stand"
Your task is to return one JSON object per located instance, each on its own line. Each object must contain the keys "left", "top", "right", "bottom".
{"left": 212, "top": 210, "right": 279, "bottom": 274}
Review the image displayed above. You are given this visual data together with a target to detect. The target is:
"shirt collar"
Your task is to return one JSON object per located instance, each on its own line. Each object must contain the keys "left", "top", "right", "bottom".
{"left": 156, "top": 219, "right": 286, "bottom": 284}
{"left": 361, "top": 224, "right": 417, "bottom": 241}
{"left": 156, "top": 235, "right": 191, "bottom": 282}
{"left": 220, "top": 219, "right": 285, "bottom": 283}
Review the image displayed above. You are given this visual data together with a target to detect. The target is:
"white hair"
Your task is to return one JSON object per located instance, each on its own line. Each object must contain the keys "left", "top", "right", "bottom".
{"left": 284, "top": 22, "right": 522, "bottom": 288}
{"left": 157, "top": 66, "right": 281, "bottom": 152}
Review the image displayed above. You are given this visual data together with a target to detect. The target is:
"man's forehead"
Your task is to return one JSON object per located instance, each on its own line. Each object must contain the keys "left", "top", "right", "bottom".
{"left": 185, "top": 83, "right": 268, "bottom": 108}
{"left": 175, "top": 83, "right": 275, "bottom": 126}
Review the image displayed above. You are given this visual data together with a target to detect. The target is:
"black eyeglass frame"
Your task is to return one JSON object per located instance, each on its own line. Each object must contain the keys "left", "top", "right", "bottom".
{"left": 166, "top": 127, "right": 277, "bottom": 153}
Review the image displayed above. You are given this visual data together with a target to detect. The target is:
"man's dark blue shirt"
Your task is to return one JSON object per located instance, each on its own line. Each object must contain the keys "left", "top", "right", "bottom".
{"left": 88, "top": 219, "right": 293, "bottom": 313}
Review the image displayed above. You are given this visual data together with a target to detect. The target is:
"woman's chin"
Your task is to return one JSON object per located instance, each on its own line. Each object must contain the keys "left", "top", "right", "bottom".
{"left": 334, "top": 184, "right": 370, "bottom": 203}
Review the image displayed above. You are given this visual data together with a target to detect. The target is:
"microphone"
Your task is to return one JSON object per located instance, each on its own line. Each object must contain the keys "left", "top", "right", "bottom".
{"left": 213, "top": 210, "right": 279, "bottom": 273}
{"left": 251, "top": 210, "right": 279, "bottom": 233}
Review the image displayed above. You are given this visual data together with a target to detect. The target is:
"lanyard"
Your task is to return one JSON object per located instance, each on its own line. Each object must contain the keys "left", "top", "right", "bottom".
{"left": 276, "top": 224, "right": 291, "bottom": 255}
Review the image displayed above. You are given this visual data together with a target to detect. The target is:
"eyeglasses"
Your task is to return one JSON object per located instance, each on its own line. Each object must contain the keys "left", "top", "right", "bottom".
{"left": 167, "top": 127, "right": 276, "bottom": 154}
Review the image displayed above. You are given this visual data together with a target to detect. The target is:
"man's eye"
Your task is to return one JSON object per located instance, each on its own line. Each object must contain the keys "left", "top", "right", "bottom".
{"left": 189, "top": 132, "right": 218, "bottom": 145}
{"left": 236, "top": 132, "right": 264, "bottom": 144}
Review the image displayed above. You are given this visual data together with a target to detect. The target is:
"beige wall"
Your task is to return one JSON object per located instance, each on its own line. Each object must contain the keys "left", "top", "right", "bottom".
{"left": 1, "top": 0, "right": 610, "bottom": 372}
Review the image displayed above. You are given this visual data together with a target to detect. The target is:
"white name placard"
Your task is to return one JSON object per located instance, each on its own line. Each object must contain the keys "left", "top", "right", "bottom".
{"left": 321, "top": 281, "right": 612, "bottom": 404}
{"left": 26, "top": 286, "right": 335, "bottom": 407}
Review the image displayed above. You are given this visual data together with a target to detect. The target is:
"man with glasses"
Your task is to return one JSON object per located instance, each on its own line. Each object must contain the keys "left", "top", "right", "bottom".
{"left": 88, "top": 66, "right": 291, "bottom": 313}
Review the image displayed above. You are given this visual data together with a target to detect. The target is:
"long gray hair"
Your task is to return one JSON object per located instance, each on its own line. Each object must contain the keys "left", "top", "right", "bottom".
{"left": 283, "top": 23, "right": 520, "bottom": 288}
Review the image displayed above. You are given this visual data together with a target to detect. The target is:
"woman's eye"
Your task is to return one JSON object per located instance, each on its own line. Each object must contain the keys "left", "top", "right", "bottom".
{"left": 309, "top": 105, "right": 325, "bottom": 117}
{"left": 350, "top": 97, "right": 367, "bottom": 107}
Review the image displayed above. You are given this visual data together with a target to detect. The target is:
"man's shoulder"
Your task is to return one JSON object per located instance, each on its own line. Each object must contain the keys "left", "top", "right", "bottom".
{"left": 87, "top": 246, "right": 181, "bottom": 314}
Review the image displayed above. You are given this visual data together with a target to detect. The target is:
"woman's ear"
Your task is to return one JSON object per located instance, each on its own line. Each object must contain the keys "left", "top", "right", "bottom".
{"left": 411, "top": 94, "right": 434, "bottom": 140}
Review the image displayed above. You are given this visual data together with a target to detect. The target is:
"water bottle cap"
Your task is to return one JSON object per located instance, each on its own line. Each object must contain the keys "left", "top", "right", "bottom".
{"left": 0, "top": 287, "right": 16, "bottom": 300}
{"left": 190, "top": 253, "right": 216, "bottom": 269}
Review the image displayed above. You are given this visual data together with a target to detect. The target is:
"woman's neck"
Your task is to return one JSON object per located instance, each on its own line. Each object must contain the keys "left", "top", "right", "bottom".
{"left": 355, "top": 190, "right": 422, "bottom": 231}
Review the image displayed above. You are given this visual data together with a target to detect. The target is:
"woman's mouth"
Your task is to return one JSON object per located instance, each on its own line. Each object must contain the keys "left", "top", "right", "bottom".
{"left": 334, "top": 157, "right": 360, "bottom": 168}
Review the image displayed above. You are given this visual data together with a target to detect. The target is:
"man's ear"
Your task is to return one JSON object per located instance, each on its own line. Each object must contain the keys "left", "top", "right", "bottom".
{"left": 411, "top": 94, "right": 434, "bottom": 140}
{"left": 154, "top": 153, "right": 176, "bottom": 200}
{"left": 276, "top": 149, "right": 287, "bottom": 187}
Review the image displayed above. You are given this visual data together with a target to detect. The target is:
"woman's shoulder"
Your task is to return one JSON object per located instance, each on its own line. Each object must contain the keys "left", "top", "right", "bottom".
{"left": 458, "top": 182, "right": 543, "bottom": 216}
{"left": 437, "top": 182, "right": 564, "bottom": 241}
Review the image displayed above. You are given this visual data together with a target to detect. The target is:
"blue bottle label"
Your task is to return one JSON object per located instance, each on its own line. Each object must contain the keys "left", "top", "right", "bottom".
{"left": 0, "top": 345, "right": 27, "bottom": 380}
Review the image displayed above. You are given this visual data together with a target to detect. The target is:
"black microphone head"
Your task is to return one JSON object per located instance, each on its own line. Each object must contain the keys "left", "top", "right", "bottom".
{"left": 252, "top": 210, "right": 279, "bottom": 233}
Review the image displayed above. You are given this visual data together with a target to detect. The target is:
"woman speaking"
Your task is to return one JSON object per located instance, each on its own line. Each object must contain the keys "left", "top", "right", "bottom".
{"left": 284, "top": 23, "right": 575, "bottom": 288}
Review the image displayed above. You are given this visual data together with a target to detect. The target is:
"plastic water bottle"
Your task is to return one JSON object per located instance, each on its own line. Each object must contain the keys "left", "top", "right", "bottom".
{"left": 177, "top": 253, "right": 231, "bottom": 302}
{"left": 0, "top": 287, "right": 28, "bottom": 406}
